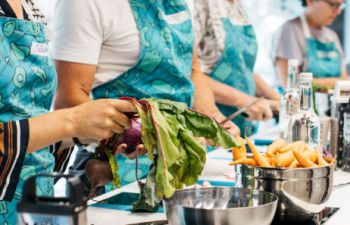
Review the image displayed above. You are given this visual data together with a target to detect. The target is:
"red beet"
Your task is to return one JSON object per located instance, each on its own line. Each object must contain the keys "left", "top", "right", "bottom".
{"left": 114, "top": 118, "right": 142, "bottom": 154}
{"left": 85, "top": 159, "right": 113, "bottom": 198}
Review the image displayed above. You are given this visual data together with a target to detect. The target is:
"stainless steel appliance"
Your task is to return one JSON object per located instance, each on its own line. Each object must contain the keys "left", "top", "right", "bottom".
{"left": 17, "top": 173, "right": 87, "bottom": 225}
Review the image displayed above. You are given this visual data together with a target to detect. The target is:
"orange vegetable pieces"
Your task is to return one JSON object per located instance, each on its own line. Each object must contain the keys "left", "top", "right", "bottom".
{"left": 302, "top": 148, "right": 317, "bottom": 163}
{"left": 316, "top": 151, "right": 329, "bottom": 167}
{"left": 266, "top": 139, "right": 287, "bottom": 157}
{"left": 289, "top": 160, "right": 299, "bottom": 168}
{"left": 232, "top": 136, "right": 247, "bottom": 160}
{"left": 274, "top": 151, "right": 295, "bottom": 168}
{"left": 229, "top": 158, "right": 257, "bottom": 167}
{"left": 245, "top": 136, "right": 271, "bottom": 167}
{"left": 279, "top": 141, "right": 304, "bottom": 153}
{"left": 293, "top": 150, "right": 318, "bottom": 168}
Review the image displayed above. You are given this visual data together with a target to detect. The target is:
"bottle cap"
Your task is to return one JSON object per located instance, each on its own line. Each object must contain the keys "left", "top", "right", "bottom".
{"left": 288, "top": 59, "right": 299, "bottom": 67}
{"left": 299, "top": 72, "right": 313, "bottom": 80}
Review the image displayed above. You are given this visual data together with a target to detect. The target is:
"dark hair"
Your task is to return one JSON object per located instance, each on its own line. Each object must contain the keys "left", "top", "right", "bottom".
{"left": 301, "top": 0, "right": 307, "bottom": 7}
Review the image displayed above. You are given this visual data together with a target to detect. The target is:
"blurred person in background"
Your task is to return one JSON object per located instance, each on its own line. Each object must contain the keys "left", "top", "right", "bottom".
{"left": 192, "top": 0, "right": 280, "bottom": 135}
{"left": 52, "top": 0, "right": 239, "bottom": 192}
{"left": 272, "top": 0, "right": 348, "bottom": 88}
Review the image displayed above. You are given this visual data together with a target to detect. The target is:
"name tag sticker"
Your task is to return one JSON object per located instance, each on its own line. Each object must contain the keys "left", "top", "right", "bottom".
{"left": 31, "top": 42, "right": 49, "bottom": 57}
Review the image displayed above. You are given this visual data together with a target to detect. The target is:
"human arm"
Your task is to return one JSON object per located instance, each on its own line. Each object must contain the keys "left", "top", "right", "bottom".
{"left": 312, "top": 68, "right": 348, "bottom": 88}
{"left": 198, "top": 68, "right": 276, "bottom": 121}
{"left": 191, "top": 51, "right": 240, "bottom": 135}
{"left": 0, "top": 99, "right": 135, "bottom": 201}
{"left": 54, "top": 61, "right": 96, "bottom": 109}
{"left": 277, "top": 57, "right": 347, "bottom": 88}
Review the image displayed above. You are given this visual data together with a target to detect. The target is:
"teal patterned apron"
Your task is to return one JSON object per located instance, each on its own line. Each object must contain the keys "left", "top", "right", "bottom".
{"left": 209, "top": 18, "right": 258, "bottom": 135}
{"left": 92, "top": 0, "right": 194, "bottom": 186}
{"left": 300, "top": 15, "right": 342, "bottom": 78}
{"left": 0, "top": 16, "right": 57, "bottom": 225}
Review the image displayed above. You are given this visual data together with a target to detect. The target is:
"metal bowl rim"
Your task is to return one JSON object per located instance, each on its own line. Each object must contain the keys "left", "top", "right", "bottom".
{"left": 240, "top": 164, "right": 335, "bottom": 171}
{"left": 164, "top": 187, "right": 279, "bottom": 212}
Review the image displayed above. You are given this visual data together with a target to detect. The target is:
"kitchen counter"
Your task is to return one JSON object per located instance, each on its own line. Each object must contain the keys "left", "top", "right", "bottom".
{"left": 87, "top": 128, "right": 350, "bottom": 225}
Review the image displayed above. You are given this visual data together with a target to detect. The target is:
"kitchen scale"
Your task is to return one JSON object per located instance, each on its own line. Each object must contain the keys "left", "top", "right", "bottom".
{"left": 17, "top": 173, "right": 87, "bottom": 225}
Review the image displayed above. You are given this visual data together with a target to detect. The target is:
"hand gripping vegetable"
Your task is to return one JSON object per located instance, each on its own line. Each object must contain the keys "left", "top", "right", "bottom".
{"left": 88, "top": 98, "right": 239, "bottom": 212}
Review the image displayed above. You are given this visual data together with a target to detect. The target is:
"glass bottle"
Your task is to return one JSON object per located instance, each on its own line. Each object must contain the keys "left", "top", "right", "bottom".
{"left": 289, "top": 73, "right": 321, "bottom": 149}
{"left": 280, "top": 59, "right": 300, "bottom": 139}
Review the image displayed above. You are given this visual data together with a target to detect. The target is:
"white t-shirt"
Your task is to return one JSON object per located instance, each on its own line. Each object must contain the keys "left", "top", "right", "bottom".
{"left": 52, "top": 0, "right": 140, "bottom": 88}
{"left": 52, "top": 0, "right": 192, "bottom": 88}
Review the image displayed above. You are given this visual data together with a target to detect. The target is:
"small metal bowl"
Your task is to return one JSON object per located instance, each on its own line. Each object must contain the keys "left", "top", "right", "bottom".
{"left": 163, "top": 187, "right": 278, "bottom": 225}
{"left": 235, "top": 164, "right": 335, "bottom": 223}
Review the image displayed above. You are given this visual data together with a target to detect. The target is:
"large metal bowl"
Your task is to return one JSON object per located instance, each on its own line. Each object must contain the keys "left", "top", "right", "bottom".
{"left": 235, "top": 164, "right": 335, "bottom": 223}
{"left": 163, "top": 187, "right": 278, "bottom": 225}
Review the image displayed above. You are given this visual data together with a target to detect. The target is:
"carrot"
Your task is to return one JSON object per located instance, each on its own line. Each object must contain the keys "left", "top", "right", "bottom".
{"left": 302, "top": 148, "right": 317, "bottom": 163}
{"left": 293, "top": 150, "right": 318, "bottom": 168}
{"left": 232, "top": 137, "right": 247, "bottom": 160}
{"left": 323, "top": 156, "right": 333, "bottom": 163}
{"left": 279, "top": 141, "right": 304, "bottom": 153}
{"left": 229, "top": 157, "right": 257, "bottom": 166}
{"left": 289, "top": 160, "right": 299, "bottom": 168}
{"left": 330, "top": 157, "right": 337, "bottom": 165}
{"left": 274, "top": 151, "right": 295, "bottom": 168}
{"left": 245, "top": 136, "right": 271, "bottom": 167}
{"left": 316, "top": 150, "right": 329, "bottom": 167}
{"left": 266, "top": 139, "right": 287, "bottom": 157}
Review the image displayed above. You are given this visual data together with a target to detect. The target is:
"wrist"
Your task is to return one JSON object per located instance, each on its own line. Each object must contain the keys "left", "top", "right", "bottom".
{"left": 57, "top": 108, "right": 78, "bottom": 138}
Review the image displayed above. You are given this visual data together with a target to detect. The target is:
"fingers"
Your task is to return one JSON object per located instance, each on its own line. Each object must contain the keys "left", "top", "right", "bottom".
{"left": 111, "top": 111, "right": 132, "bottom": 130}
{"left": 269, "top": 100, "right": 280, "bottom": 112}
{"left": 262, "top": 103, "right": 273, "bottom": 121}
{"left": 110, "top": 99, "right": 137, "bottom": 113}
{"left": 114, "top": 144, "right": 127, "bottom": 155}
{"left": 223, "top": 121, "right": 241, "bottom": 136}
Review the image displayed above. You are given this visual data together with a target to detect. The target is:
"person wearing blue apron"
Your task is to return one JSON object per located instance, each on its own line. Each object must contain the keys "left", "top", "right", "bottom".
{"left": 0, "top": 1, "right": 139, "bottom": 224}
{"left": 53, "top": 0, "right": 239, "bottom": 189}
{"left": 273, "top": 0, "right": 347, "bottom": 88}
{"left": 193, "top": 0, "right": 280, "bottom": 135}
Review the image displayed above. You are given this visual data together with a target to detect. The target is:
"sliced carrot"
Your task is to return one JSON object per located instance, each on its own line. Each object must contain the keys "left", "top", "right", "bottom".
{"left": 232, "top": 137, "right": 247, "bottom": 160}
{"left": 330, "top": 157, "right": 337, "bottom": 165}
{"left": 323, "top": 156, "right": 333, "bottom": 163}
{"left": 289, "top": 160, "right": 299, "bottom": 168}
{"left": 293, "top": 150, "right": 318, "bottom": 168}
{"left": 266, "top": 139, "right": 287, "bottom": 157}
{"left": 316, "top": 150, "right": 329, "bottom": 167}
{"left": 245, "top": 136, "right": 271, "bottom": 167}
{"left": 273, "top": 151, "right": 295, "bottom": 168}
{"left": 279, "top": 141, "right": 304, "bottom": 153}
{"left": 229, "top": 158, "right": 257, "bottom": 167}
{"left": 302, "top": 148, "right": 317, "bottom": 163}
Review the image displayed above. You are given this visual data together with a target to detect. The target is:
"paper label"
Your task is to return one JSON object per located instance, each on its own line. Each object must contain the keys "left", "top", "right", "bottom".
{"left": 31, "top": 42, "right": 49, "bottom": 57}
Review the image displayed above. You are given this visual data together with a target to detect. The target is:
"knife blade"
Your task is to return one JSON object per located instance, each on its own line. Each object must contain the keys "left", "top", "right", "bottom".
{"left": 220, "top": 96, "right": 265, "bottom": 125}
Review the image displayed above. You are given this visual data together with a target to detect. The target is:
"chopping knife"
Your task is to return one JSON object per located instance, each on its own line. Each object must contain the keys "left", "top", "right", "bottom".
{"left": 219, "top": 96, "right": 265, "bottom": 125}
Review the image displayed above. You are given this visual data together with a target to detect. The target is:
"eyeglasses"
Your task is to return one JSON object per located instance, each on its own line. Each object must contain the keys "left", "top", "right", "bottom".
{"left": 318, "top": 0, "right": 346, "bottom": 11}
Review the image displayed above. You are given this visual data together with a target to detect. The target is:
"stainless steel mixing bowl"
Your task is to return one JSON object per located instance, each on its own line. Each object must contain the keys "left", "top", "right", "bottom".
{"left": 163, "top": 187, "right": 278, "bottom": 225}
{"left": 235, "top": 164, "right": 335, "bottom": 223}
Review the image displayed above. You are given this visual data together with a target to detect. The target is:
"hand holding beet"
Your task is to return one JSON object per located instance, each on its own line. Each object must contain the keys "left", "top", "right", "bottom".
{"left": 112, "top": 118, "right": 146, "bottom": 158}
{"left": 69, "top": 99, "right": 137, "bottom": 140}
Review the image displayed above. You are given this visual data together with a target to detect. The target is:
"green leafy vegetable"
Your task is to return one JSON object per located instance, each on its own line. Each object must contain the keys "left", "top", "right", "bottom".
{"left": 96, "top": 98, "right": 238, "bottom": 211}
{"left": 117, "top": 98, "right": 239, "bottom": 211}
